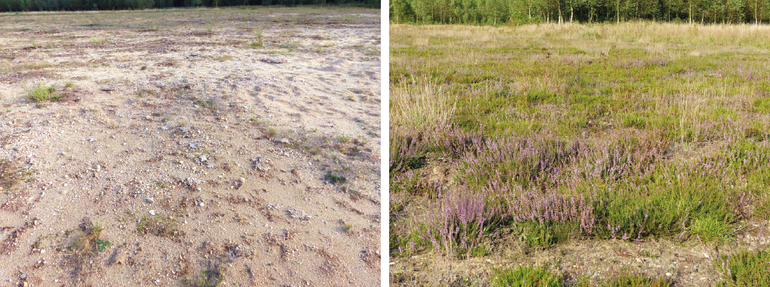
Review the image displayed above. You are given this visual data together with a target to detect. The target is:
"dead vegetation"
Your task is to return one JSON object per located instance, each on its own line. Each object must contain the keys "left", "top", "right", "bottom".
{"left": 136, "top": 213, "right": 185, "bottom": 240}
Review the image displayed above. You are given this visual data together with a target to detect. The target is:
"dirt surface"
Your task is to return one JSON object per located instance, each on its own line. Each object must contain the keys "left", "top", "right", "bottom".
{"left": 390, "top": 161, "right": 770, "bottom": 287}
{"left": 0, "top": 8, "right": 380, "bottom": 286}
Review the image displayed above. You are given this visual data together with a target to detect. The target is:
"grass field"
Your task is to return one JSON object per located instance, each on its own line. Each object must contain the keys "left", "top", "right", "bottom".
{"left": 390, "top": 22, "right": 770, "bottom": 286}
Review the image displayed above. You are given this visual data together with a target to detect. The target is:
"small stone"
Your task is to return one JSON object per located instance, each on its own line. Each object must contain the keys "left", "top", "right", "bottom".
{"left": 145, "top": 198, "right": 154, "bottom": 203}
{"left": 199, "top": 202, "right": 204, "bottom": 207}
{"left": 238, "top": 177, "right": 245, "bottom": 184}
{"left": 88, "top": 138, "right": 97, "bottom": 142}
{"left": 19, "top": 274, "right": 26, "bottom": 279}
{"left": 149, "top": 210, "right": 156, "bottom": 215}
{"left": 276, "top": 138, "right": 291, "bottom": 144}
{"left": 199, "top": 155, "right": 207, "bottom": 162}
{"left": 189, "top": 142, "right": 199, "bottom": 149}
{"left": 13, "top": 146, "right": 21, "bottom": 151}
{"left": 112, "top": 252, "right": 127, "bottom": 265}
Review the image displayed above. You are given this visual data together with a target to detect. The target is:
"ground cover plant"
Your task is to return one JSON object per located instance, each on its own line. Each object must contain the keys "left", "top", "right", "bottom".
{"left": 390, "top": 23, "right": 770, "bottom": 286}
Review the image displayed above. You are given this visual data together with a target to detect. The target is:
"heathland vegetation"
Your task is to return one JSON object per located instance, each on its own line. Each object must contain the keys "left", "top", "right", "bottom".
{"left": 390, "top": 0, "right": 770, "bottom": 25}
{"left": 390, "top": 23, "right": 770, "bottom": 285}
{"left": 0, "top": 0, "right": 378, "bottom": 12}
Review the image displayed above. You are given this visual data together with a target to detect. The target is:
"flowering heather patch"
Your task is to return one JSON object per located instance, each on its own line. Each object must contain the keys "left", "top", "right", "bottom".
{"left": 391, "top": 23, "right": 770, "bottom": 284}
{"left": 389, "top": 127, "right": 431, "bottom": 173}
{"left": 424, "top": 188, "right": 499, "bottom": 258}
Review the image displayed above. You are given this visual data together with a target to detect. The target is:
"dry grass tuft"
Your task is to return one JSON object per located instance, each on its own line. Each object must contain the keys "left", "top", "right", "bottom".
{"left": 390, "top": 79, "right": 456, "bottom": 132}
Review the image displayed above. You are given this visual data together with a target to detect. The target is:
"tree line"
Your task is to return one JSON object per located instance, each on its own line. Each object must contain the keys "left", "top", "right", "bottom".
{"left": 390, "top": 0, "right": 770, "bottom": 24}
{"left": 0, "top": 0, "right": 377, "bottom": 12}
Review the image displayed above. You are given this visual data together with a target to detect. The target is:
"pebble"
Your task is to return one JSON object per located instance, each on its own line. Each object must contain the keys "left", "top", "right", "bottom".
{"left": 149, "top": 210, "right": 156, "bottom": 215}
{"left": 88, "top": 138, "right": 97, "bottom": 142}
{"left": 238, "top": 177, "right": 245, "bottom": 184}
{"left": 199, "top": 202, "right": 204, "bottom": 207}
{"left": 145, "top": 198, "right": 154, "bottom": 203}
{"left": 112, "top": 252, "right": 127, "bottom": 265}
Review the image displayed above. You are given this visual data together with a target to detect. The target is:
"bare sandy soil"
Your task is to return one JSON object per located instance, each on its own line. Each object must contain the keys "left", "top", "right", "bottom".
{"left": 0, "top": 7, "right": 380, "bottom": 287}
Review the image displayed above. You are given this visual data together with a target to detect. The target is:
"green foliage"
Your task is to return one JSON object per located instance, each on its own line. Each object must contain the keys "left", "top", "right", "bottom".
{"left": 753, "top": 98, "right": 770, "bottom": 113}
{"left": 716, "top": 249, "right": 770, "bottom": 286}
{"left": 27, "top": 84, "right": 61, "bottom": 102}
{"left": 520, "top": 222, "right": 575, "bottom": 248}
{"left": 95, "top": 238, "right": 111, "bottom": 251}
{"left": 603, "top": 275, "right": 674, "bottom": 287}
{"left": 390, "top": 0, "right": 764, "bottom": 24}
{"left": 623, "top": 114, "right": 648, "bottom": 129}
{"left": 492, "top": 266, "right": 561, "bottom": 287}
{"left": 324, "top": 171, "right": 346, "bottom": 184}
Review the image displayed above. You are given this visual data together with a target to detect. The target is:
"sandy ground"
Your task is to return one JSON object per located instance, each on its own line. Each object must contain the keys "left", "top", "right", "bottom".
{"left": 0, "top": 7, "right": 380, "bottom": 287}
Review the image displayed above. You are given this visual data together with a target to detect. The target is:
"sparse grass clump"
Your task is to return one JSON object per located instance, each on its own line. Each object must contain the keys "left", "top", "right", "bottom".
{"left": 390, "top": 79, "right": 456, "bottom": 133}
{"left": 492, "top": 266, "right": 561, "bottom": 287}
{"left": 183, "top": 267, "right": 224, "bottom": 287}
{"left": 136, "top": 213, "right": 185, "bottom": 239}
{"left": 250, "top": 28, "right": 263, "bottom": 48}
{"left": 324, "top": 171, "right": 346, "bottom": 184}
{"left": 27, "top": 84, "right": 61, "bottom": 102}
{"left": 66, "top": 220, "right": 111, "bottom": 262}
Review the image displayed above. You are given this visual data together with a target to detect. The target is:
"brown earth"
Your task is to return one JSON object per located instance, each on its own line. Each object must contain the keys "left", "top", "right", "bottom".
{"left": 0, "top": 7, "right": 381, "bottom": 287}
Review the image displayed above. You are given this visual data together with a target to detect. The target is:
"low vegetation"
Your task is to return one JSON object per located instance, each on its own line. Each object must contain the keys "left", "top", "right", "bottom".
{"left": 27, "top": 84, "right": 61, "bottom": 102}
{"left": 66, "top": 220, "right": 111, "bottom": 263}
{"left": 390, "top": 23, "right": 770, "bottom": 284}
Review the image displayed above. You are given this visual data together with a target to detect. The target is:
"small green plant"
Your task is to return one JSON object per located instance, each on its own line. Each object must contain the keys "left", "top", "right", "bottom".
{"left": 90, "top": 38, "right": 106, "bottom": 46}
{"left": 343, "top": 223, "right": 353, "bottom": 232}
{"left": 66, "top": 220, "right": 110, "bottom": 263}
{"left": 338, "top": 135, "right": 351, "bottom": 143}
{"left": 250, "top": 29, "right": 263, "bottom": 48}
{"left": 64, "top": 81, "right": 74, "bottom": 88}
{"left": 27, "top": 84, "right": 61, "bottom": 102}
{"left": 184, "top": 267, "right": 223, "bottom": 287}
{"left": 639, "top": 249, "right": 659, "bottom": 258}
{"left": 96, "top": 238, "right": 111, "bottom": 251}
{"left": 324, "top": 171, "right": 346, "bottom": 184}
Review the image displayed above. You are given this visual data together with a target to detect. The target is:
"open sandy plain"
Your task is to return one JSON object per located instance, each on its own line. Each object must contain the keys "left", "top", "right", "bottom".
{"left": 0, "top": 7, "right": 380, "bottom": 286}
